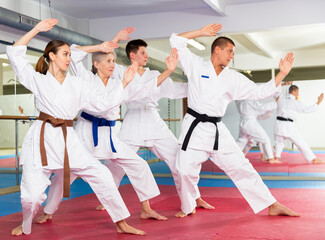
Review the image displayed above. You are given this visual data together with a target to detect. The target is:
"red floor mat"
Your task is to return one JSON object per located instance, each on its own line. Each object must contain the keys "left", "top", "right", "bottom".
{"left": 201, "top": 152, "right": 325, "bottom": 173}
{"left": 1, "top": 184, "right": 325, "bottom": 239}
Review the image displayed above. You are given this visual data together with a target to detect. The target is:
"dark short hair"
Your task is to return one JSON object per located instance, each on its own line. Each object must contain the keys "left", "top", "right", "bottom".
{"left": 126, "top": 39, "right": 148, "bottom": 60}
{"left": 211, "top": 36, "right": 235, "bottom": 54}
{"left": 289, "top": 85, "right": 299, "bottom": 93}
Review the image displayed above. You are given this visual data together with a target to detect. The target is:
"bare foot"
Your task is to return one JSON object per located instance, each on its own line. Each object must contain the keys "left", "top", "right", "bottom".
{"left": 269, "top": 158, "right": 282, "bottom": 164}
{"left": 96, "top": 204, "right": 105, "bottom": 211}
{"left": 268, "top": 202, "right": 300, "bottom": 217}
{"left": 140, "top": 209, "right": 167, "bottom": 220}
{"left": 116, "top": 220, "right": 145, "bottom": 235}
{"left": 36, "top": 212, "right": 53, "bottom": 223}
{"left": 11, "top": 224, "right": 23, "bottom": 236}
{"left": 196, "top": 197, "right": 215, "bottom": 210}
{"left": 312, "top": 158, "right": 325, "bottom": 164}
{"left": 175, "top": 209, "right": 196, "bottom": 218}
{"left": 261, "top": 153, "right": 266, "bottom": 162}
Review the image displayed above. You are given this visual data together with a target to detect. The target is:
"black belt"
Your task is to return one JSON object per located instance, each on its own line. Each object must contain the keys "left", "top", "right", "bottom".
{"left": 276, "top": 116, "right": 293, "bottom": 122}
{"left": 181, "top": 108, "right": 222, "bottom": 151}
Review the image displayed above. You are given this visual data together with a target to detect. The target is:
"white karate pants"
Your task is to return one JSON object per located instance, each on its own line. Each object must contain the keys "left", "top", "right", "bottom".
{"left": 106, "top": 134, "right": 194, "bottom": 201}
{"left": 175, "top": 147, "right": 276, "bottom": 215}
{"left": 21, "top": 160, "right": 130, "bottom": 235}
{"left": 274, "top": 132, "right": 316, "bottom": 161}
{"left": 236, "top": 119, "right": 274, "bottom": 159}
{"left": 44, "top": 140, "right": 160, "bottom": 216}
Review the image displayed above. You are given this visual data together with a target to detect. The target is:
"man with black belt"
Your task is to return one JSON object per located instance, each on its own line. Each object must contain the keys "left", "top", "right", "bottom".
{"left": 170, "top": 23, "right": 300, "bottom": 218}
{"left": 274, "top": 85, "right": 324, "bottom": 163}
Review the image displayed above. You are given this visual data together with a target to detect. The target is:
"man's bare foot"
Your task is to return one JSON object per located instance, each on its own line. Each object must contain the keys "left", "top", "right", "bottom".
{"left": 196, "top": 197, "right": 215, "bottom": 210}
{"left": 140, "top": 200, "right": 167, "bottom": 220}
{"left": 140, "top": 209, "right": 167, "bottom": 220}
{"left": 312, "top": 158, "right": 325, "bottom": 164}
{"left": 269, "top": 158, "right": 282, "bottom": 164}
{"left": 96, "top": 204, "right": 105, "bottom": 211}
{"left": 11, "top": 224, "right": 23, "bottom": 236}
{"left": 116, "top": 220, "right": 145, "bottom": 235}
{"left": 36, "top": 212, "right": 53, "bottom": 223}
{"left": 261, "top": 153, "right": 266, "bottom": 162}
{"left": 175, "top": 209, "right": 196, "bottom": 218}
{"left": 268, "top": 202, "right": 300, "bottom": 217}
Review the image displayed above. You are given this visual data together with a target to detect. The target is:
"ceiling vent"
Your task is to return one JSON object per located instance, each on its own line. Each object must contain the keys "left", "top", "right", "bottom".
{"left": 19, "top": 15, "right": 39, "bottom": 26}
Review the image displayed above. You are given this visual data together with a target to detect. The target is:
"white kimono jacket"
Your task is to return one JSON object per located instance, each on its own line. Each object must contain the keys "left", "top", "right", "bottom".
{"left": 170, "top": 33, "right": 281, "bottom": 152}
{"left": 275, "top": 94, "right": 318, "bottom": 137}
{"left": 69, "top": 45, "right": 159, "bottom": 159}
{"left": 113, "top": 63, "right": 188, "bottom": 145}
{"left": 7, "top": 46, "right": 127, "bottom": 170}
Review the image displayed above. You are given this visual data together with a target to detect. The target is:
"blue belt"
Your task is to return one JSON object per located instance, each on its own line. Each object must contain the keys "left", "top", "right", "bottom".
{"left": 80, "top": 112, "right": 117, "bottom": 152}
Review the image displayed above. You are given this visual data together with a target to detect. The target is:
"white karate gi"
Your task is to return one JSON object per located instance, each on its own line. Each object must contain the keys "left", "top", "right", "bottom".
{"left": 170, "top": 33, "right": 280, "bottom": 215}
{"left": 43, "top": 46, "right": 161, "bottom": 215}
{"left": 106, "top": 62, "right": 188, "bottom": 195}
{"left": 236, "top": 100, "right": 276, "bottom": 159}
{"left": 7, "top": 45, "right": 131, "bottom": 234}
{"left": 274, "top": 94, "right": 318, "bottom": 161}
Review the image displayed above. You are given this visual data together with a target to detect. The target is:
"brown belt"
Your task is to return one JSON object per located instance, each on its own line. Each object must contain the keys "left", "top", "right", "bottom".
{"left": 39, "top": 112, "right": 74, "bottom": 198}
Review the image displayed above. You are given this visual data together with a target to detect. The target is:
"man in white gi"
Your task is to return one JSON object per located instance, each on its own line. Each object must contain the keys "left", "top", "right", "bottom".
{"left": 106, "top": 38, "right": 214, "bottom": 210}
{"left": 236, "top": 99, "right": 280, "bottom": 163}
{"left": 170, "top": 23, "right": 300, "bottom": 218}
{"left": 274, "top": 84, "right": 324, "bottom": 163}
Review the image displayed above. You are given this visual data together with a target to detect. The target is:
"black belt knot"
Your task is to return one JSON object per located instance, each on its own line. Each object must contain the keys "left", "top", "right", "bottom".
{"left": 181, "top": 108, "right": 222, "bottom": 151}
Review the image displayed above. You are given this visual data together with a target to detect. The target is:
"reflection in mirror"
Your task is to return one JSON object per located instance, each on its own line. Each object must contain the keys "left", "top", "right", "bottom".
{"left": 0, "top": 41, "right": 41, "bottom": 192}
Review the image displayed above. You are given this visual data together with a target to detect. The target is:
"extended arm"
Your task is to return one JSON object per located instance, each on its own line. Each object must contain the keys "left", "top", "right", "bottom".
{"left": 14, "top": 18, "right": 58, "bottom": 46}
{"left": 178, "top": 23, "right": 223, "bottom": 39}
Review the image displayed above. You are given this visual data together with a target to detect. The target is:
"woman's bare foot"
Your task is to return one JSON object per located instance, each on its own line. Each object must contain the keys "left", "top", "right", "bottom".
{"left": 96, "top": 204, "right": 105, "bottom": 211}
{"left": 175, "top": 209, "right": 196, "bottom": 218}
{"left": 268, "top": 202, "right": 300, "bottom": 217}
{"left": 11, "top": 224, "right": 23, "bottom": 236}
{"left": 312, "top": 158, "right": 325, "bottom": 164}
{"left": 36, "top": 212, "right": 53, "bottom": 223}
{"left": 196, "top": 197, "right": 215, "bottom": 210}
{"left": 116, "top": 220, "right": 145, "bottom": 235}
{"left": 269, "top": 158, "right": 282, "bottom": 164}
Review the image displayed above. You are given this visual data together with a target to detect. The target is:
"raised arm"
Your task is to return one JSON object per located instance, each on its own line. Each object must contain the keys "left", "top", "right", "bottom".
{"left": 274, "top": 52, "right": 294, "bottom": 87}
{"left": 75, "top": 41, "right": 118, "bottom": 54}
{"left": 178, "top": 23, "right": 223, "bottom": 39}
{"left": 14, "top": 18, "right": 58, "bottom": 46}
{"left": 157, "top": 48, "right": 178, "bottom": 86}
{"left": 112, "top": 27, "right": 135, "bottom": 43}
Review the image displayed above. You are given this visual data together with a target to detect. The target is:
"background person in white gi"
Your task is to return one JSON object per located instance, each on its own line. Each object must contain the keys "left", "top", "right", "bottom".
{"left": 170, "top": 23, "right": 300, "bottom": 218}
{"left": 106, "top": 39, "right": 214, "bottom": 210}
{"left": 36, "top": 28, "right": 177, "bottom": 222}
{"left": 274, "top": 84, "right": 324, "bottom": 163}
{"left": 8, "top": 19, "right": 145, "bottom": 236}
{"left": 236, "top": 99, "right": 280, "bottom": 163}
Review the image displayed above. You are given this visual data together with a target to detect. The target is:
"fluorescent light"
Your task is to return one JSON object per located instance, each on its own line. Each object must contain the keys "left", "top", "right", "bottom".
{"left": 188, "top": 39, "right": 206, "bottom": 51}
{"left": 2, "top": 63, "right": 9, "bottom": 67}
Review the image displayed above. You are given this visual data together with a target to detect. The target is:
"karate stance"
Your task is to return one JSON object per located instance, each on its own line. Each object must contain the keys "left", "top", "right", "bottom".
{"left": 105, "top": 38, "right": 214, "bottom": 210}
{"left": 36, "top": 27, "right": 176, "bottom": 222}
{"left": 236, "top": 99, "right": 280, "bottom": 163}
{"left": 170, "top": 23, "right": 300, "bottom": 218}
{"left": 8, "top": 19, "right": 144, "bottom": 236}
{"left": 274, "top": 84, "right": 324, "bottom": 163}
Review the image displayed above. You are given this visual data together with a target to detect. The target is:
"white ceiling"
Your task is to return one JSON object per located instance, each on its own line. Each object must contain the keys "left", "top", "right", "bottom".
{"left": 21, "top": 0, "right": 325, "bottom": 70}
{"left": 29, "top": 0, "right": 272, "bottom": 18}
